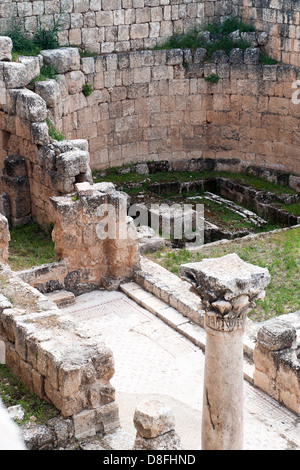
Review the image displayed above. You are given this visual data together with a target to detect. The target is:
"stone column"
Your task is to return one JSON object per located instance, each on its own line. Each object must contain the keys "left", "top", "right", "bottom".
{"left": 179, "top": 253, "right": 270, "bottom": 450}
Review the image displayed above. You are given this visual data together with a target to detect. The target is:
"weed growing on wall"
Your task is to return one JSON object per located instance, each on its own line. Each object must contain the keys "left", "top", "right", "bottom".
{"left": 154, "top": 18, "right": 254, "bottom": 54}
{"left": 29, "top": 65, "right": 57, "bottom": 86}
{"left": 46, "top": 118, "right": 65, "bottom": 142}
{"left": 82, "top": 83, "right": 93, "bottom": 97}
{"left": 205, "top": 73, "right": 220, "bottom": 83}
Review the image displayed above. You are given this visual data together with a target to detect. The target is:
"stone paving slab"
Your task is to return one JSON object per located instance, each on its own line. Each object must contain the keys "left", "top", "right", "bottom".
{"left": 61, "top": 290, "right": 300, "bottom": 451}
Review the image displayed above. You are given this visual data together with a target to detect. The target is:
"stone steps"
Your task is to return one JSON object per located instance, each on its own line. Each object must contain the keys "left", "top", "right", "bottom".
{"left": 120, "top": 280, "right": 255, "bottom": 384}
{"left": 45, "top": 290, "right": 76, "bottom": 308}
{"left": 133, "top": 256, "right": 205, "bottom": 327}
{"left": 120, "top": 281, "right": 206, "bottom": 350}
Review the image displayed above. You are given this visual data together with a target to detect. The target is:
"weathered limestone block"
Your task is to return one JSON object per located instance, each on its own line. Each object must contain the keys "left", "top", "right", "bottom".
{"left": 257, "top": 319, "right": 297, "bottom": 351}
{"left": 133, "top": 398, "right": 175, "bottom": 438}
{"left": 31, "top": 122, "right": 50, "bottom": 145}
{"left": 65, "top": 70, "right": 86, "bottom": 95}
{"left": 0, "top": 37, "right": 13, "bottom": 62}
{"left": 17, "top": 56, "right": 40, "bottom": 84}
{"left": 15, "top": 89, "right": 48, "bottom": 122}
{"left": 55, "top": 149, "right": 90, "bottom": 177}
{"left": 133, "top": 398, "right": 181, "bottom": 450}
{"left": 34, "top": 79, "right": 61, "bottom": 108}
{"left": 41, "top": 48, "right": 80, "bottom": 74}
{"left": 0, "top": 62, "right": 28, "bottom": 89}
{"left": 180, "top": 253, "right": 270, "bottom": 308}
{"left": 244, "top": 47, "right": 260, "bottom": 65}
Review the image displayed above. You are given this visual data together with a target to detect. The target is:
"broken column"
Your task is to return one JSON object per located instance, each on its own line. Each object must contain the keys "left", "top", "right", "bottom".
{"left": 133, "top": 398, "right": 181, "bottom": 450}
{"left": 180, "top": 253, "right": 270, "bottom": 450}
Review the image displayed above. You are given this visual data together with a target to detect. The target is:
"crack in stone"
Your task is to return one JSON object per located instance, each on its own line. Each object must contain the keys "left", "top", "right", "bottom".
{"left": 205, "top": 388, "right": 215, "bottom": 430}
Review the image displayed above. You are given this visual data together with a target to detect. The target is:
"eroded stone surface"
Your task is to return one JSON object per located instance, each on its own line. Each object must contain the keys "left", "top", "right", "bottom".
{"left": 133, "top": 398, "right": 175, "bottom": 438}
{"left": 179, "top": 253, "right": 270, "bottom": 303}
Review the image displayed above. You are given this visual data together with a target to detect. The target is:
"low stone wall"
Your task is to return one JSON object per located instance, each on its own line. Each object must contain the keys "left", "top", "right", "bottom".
{"left": 0, "top": 262, "right": 120, "bottom": 437}
{"left": 253, "top": 316, "right": 300, "bottom": 416}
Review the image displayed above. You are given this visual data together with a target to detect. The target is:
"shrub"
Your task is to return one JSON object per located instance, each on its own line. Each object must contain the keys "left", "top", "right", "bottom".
{"left": 82, "top": 83, "right": 93, "bottom": 97}
{"left": 205, "top": 73, "right": 220, "bottom": 83}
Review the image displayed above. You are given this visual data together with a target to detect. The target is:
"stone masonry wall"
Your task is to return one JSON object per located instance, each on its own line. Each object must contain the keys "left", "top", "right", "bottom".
{"left": 0, "top": 48, "right": 93, "bottom": 229}
{"left": 0, "top": 262, "right": 120, "bottom": 436}
{"left": 0, "top": 0, "right": 207, "bottom": 54}
{"left": 38, "top": 47, "right": 300, "bottom": 177}
{"left": 236, "top": 0, "right": 300, "bottom": 67}
{"left": 0, "top": 0, "right": 299, "bottom": 65}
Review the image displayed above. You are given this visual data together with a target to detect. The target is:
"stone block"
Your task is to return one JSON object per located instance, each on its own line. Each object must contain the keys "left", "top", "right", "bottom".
{"left": 35, "top": 79, "right": 61, "bottom": 108}
{"left": 0, "top": 37, "right": 13, "bottom": 61}
{"left": 179, "top": 253, "right": 270, "bottom": 303}
{"left": 15, "top": 89, "right": 47, "bottom": 122}
{"left": 95, "top": 403, "right": 120, "bottom": 433}
{"left": 65, "top": 70, "right": 86, "bottom": 95}
{"left": 17, "top": 56, "right": 40, "bottom": 84}
{"left": 31, "top": 122, "right": 50, "bottom": 146}
{"left": 244, "top": 47, "right": 260, "bottom": 65}
{"left": 257, "top": 319, "right": 297, "bottom": 351}
{"left": 73, "top": 409, "right": 96, "bottom": 439}
{"left": 41, "top": 48, "right": 80, "bottom": 74}
{"left": 55, "top": 149, "right": 90, "bottom": 177}
{"left": 133, "top": 398, "right": 175, "bottom": 438}
{"left": 1, "top": 63, "right": 28, "bottom": 89}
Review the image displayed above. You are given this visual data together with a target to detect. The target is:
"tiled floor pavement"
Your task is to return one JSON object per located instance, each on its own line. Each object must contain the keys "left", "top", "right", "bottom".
{"left": 61, "top": 290, "right": 300, "bottom": 451}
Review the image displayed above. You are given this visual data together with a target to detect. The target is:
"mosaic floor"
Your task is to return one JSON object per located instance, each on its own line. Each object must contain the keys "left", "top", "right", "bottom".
{"left": 62, "top": 290, "right": 300, "bottom": 450}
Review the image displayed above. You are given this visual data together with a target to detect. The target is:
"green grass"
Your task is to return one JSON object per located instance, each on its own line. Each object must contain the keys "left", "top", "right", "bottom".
{"left": 279, "top": 202, "right": 300, "bottom": 216}
{"left": 93, "top": 166, "right": 298, "bottom": 197}
{"left": 8, "top": 222, "right": 56, "bottom": 271}
{"left": 147, "top": 227, "right": 300, "bottom": 322}
{"left": 0, "top": 365, "right": 58, "bottom": 425}
{"left": 30, "top": 65, "right": 57, "bottom": 86}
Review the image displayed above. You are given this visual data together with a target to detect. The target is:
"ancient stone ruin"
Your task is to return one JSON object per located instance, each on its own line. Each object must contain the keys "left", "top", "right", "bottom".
{"left": 0, "top": 0, "right": 299, "bottom": 450}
